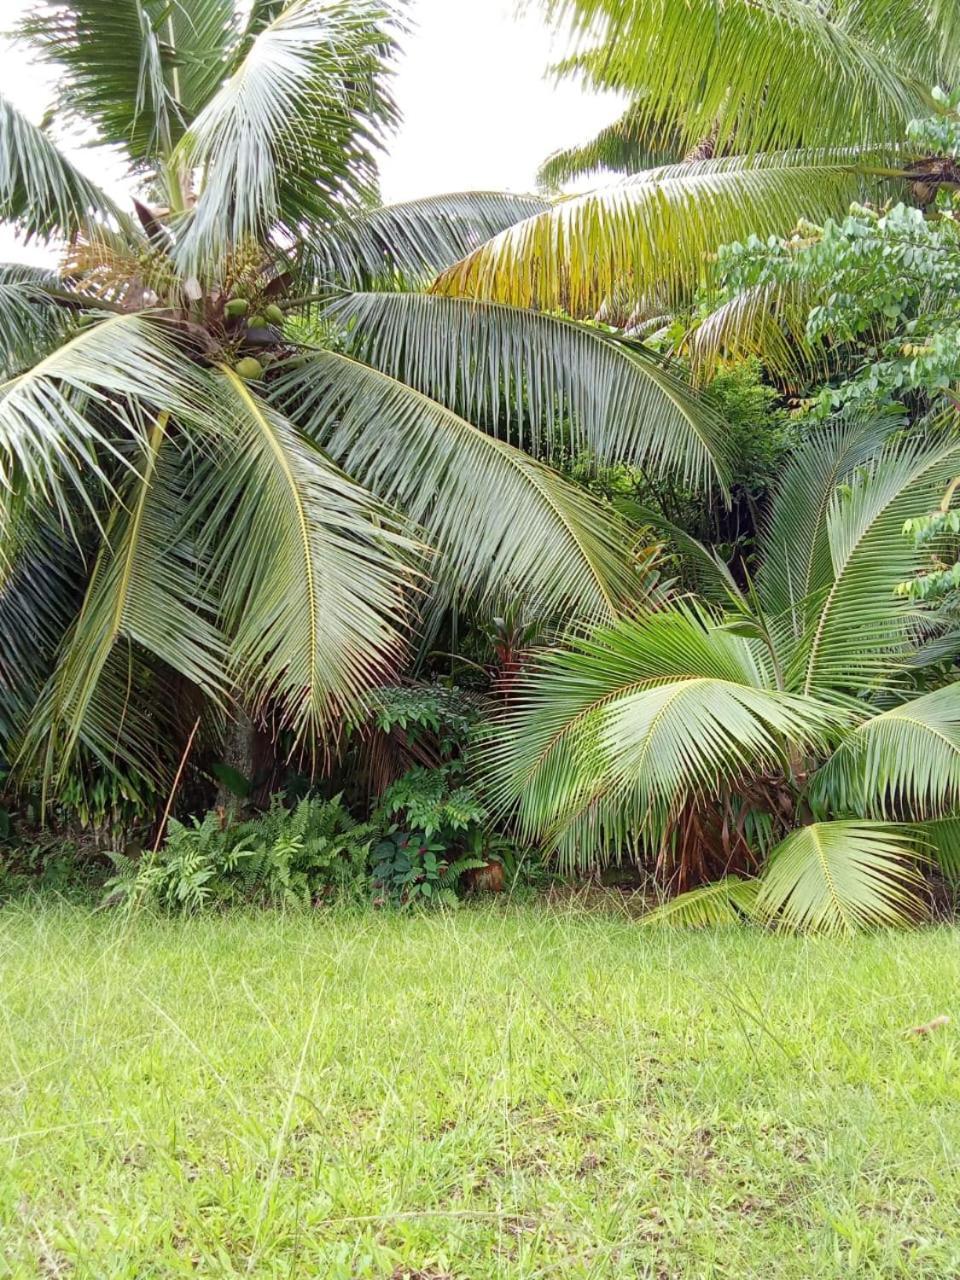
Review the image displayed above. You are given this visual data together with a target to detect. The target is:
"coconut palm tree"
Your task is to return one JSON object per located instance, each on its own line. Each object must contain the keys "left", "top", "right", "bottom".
{"left": 432, "top": 0, "right": 960, "bottom": 319}
{"left": 0, "top": 0, "right": 729, "bottom": 813}
{"left": 482, "top": 411, "right": 960, "bottom": 931}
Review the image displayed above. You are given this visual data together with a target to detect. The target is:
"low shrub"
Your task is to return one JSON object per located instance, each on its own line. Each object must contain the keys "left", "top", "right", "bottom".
{"left": 104, "top": 794, "right": 376, "bottom": 913}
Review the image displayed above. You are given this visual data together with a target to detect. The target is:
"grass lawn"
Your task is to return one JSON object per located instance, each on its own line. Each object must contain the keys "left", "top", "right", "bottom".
{"left": 1, "top": 902, "right": 960, "bottom": 1278}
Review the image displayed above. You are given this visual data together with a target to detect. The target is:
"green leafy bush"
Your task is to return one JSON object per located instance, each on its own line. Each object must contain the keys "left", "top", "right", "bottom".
{"left": 370, "top": 832, "right": 485, "bottom": 908}
{"left": 105, "top": 795, "right": 376, "bottom": 913}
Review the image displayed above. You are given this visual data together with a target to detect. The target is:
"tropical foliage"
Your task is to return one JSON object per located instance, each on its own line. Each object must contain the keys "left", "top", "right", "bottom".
{"left": 0, "top": 0, "right": 727, "bottom": 818}
{"left": 432, "top": 1, "right": 960, "bottom": 319}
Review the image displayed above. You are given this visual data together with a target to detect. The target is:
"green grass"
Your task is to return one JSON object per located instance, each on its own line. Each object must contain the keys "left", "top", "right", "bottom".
{"left": 1, "top": 902, "right": 960, "bottom": 1278}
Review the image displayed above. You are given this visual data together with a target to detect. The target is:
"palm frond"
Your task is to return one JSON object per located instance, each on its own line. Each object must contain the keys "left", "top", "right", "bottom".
{"left": 757, "top": 820, "right": 927, "bottom": 933}
{"left": 326, "top": 291, "right": 730, "bottom": 488}
{"left": 0, "top": 514, "right": 79, "bottom": 749}
{"left": 789, "top": 430, "right": 960, "bottom": 698}
{"left": 539, "top": 0, "right": 934, "bottom": 157}
{"left": 0, "top": 313, "right": 210, "bottom": 521}
{"left": 205, "top": 367, "right": 412, "bottom": 747}
{"left": 538, "top": 102, "right": 684, "bottom": 190}
{"left": 0, "top": 265, "right": 72, "bottom": 378}
{"left": 307, "top": 193, "right": 550, "bottom": 290}
{"left": 19, "top": 417, "right": 228, "bottom": 791}
{"left": 639, "top": 876, "right": 760, "bottom": 928}
{"left": 814, "top": 684, "right": 960, "bottom": 820}
{"left": 480, "top": 605, "right": 843, "bottom": 866}
{"left": 687, "top": 280, "right": 834, "bottom": 388}
{"left": 21, "top": 0, "right": 179, "bottom": 160}
{"left": 433, "top": 154, "right": 883, "bottom": 316}
{"left": 273, "top": 351, "right": 644, "bottom": 620}
{"left": 174, "top": 0, "right": 400, "bottom": 270}
{"left": 756, "top": 410, "right": 903, "bottom": 639}
{"left": 0, "top": 92, "right": 130, "bottom": 242}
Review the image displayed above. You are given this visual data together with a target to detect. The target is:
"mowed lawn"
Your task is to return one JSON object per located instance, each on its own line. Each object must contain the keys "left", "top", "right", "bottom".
{"left": 1, "top": 903, "right": 960, "bottom": 1278}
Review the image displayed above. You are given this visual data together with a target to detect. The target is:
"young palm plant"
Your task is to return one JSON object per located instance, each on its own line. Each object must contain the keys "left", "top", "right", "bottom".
{"left": 483, "top": 412, "right": 960, "bottom": 931}
{"left": 433, "top": 0, "right": 960, "bottom": 319}
{"left": 0, "top": 0, "right": 727, "bottom": 814}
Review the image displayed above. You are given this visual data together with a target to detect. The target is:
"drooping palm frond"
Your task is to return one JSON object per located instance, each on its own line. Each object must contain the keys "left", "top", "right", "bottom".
{"left": 638, "top": 876, "right": 760, "bottom": 928}
{"left": 326, "top": 291, "right": 730, "bottom": 488}
{"left": 273, "top": 352, "right": 644, "bottom": 620}
{"left": 538, "top": 0, "right": 935, "bottom": 157}
{"left": 831, "top": 0, "right": 960, "bottom": 86}
{"left": 0, "top": 516, "right": 80, "bottom": 748}
{"left": 480, "top": 605, "right": 843, "bottom": 866}
{"left": 757, "top": 820, "right": 927, "bottom": 932}
{"left": 19, "top": 417, "right": 229, "bottom": 791}
{"left": 813, "top": 684, "right": 960, "bottom": 820}
{"left": 687, "top": 279, "right": 834, "bottom": 388}
{"left": 0, "top": 265, "right": 73, "bottom": 378}
{"left": 307, "top": 193, "right": 550, "bottom": 290}
{"left": 204, "top": 368, "right": 412, "bottom": 748}
{"left": 788, "top": 431, "right": 960, "bottom": 699}
{"left": 433, "top": 155, "right": 882, "bottom": 316}
{"left": 174, "top": 0, "right": 400, "bottom": 269}
{"left": 0, "top": 313, "right": 210, "bottom": 520}
{"left": 538, "top": 102, "right": 684, "bottom": 190}
{"left": 0, "top": 93, "right": 130, "bottom": 242}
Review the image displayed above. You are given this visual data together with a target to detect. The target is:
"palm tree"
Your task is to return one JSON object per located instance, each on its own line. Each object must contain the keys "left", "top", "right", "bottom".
{"left": 431, "top": 0, "right": 960, "bottom": 319}
{"left": 0, "top": 0, "right": 728, "bottom": 814}
{"left": 482, "top": 412, "right": 960, "bottom": 931}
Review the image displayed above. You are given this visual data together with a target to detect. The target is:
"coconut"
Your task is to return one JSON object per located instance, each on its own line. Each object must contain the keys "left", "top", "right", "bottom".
{"left": 247, "top": 313, "right": 268, "bottom": 329}
{"left": 224, "top": 297, "right": 249, "bottom": 318}
{"left": 234, "top": 357, "right": 264, "bottom": 381}
{"left": 265, "top": 303, "right": 285, "bottom": 326}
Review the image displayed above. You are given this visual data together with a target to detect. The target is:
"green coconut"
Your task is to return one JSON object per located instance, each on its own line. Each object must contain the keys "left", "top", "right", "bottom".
{"left": 247, "top": 313, "right": 268, "bottom": 329}
{"left": 264, "top": 303, "right": 285, "bottom": 326}
{"left": 224, "top": 297, "right": 249, "bottom": 318}
{"left": 234, "top": 357, "right": 264, "bottom": 381}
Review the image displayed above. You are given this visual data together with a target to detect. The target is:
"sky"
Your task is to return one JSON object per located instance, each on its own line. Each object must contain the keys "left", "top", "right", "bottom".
{"left": 0, "top": 0, "right": 624, "bottom": 266}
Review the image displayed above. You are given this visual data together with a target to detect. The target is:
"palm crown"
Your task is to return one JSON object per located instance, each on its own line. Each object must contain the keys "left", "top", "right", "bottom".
{"left": 0, "top": 0, "right": 729, "bottom": 808}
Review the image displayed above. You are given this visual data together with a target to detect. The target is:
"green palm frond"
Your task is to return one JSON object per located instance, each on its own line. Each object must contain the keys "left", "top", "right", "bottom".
{"left": 308, "top": 193, "right": 550, "bottom": 289}
{"left": 327, "top": 291, "right": 730, "bottom": 488}
{"left": 206, "top": 368, "right": 412, "bottom": 747}
{"left": 687, "top": 280, "right": 834, "bottom": 388}
{"left": 0, "top": 517, "right": 79, "bottom": 747}
{"left": 174, "top": 0, "right": 399, "bottom": 269}
{"left": 538, "top": 102, "right": 684, "bottom": 190}
{"left": 831, "top": 0, "right": 960, "bottom": 85}
{"left": 814, "top": 684, "right": 960, "bottom": 820}
{"left": 19, "top": 416, "right": 229, "bottom": 791}
{"left": 757, "top": 820, "right": 927, "bottom": 933}
{"left": 0, "top": 313, "right": 209, "bottom": 520}
{"left": 539, "top": 0, "right": 935, "bottom": 156}
{"left": 756, "top": 410, "right": 904, "bottom": 637}
{"left": 0, "top": 265, "right": 73, "bottom": 378}
{"left": 919, "top": 816, "right": 960, "bottom": 881}
{"left": 789, "top": 431, "right": 960, "bottom": 698}
{"left": 273, "top": 352, "right": 644, "bottom": 620}
{"left": 21, "top": 0, "right": 180, "bottom": 160}
{"left": 480, "top": 605, "right": 843, "bottom": 865}
{"left": 433, "top": 154, "right": 883, "bottom": 316}
{"left": 0, "top": 93, "right": 130, "bottom": 242}
{"left": 639, "top": 876, "right": 760, "bottom": 928}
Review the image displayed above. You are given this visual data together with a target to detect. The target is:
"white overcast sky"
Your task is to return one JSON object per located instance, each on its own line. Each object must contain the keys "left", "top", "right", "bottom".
{"left": 0, "top": 0, "right": 624, "bottom": 265}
